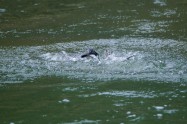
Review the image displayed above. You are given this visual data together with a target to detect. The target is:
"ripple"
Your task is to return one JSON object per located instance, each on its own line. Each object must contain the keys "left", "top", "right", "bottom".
{"left": 79, "top": 91, "right": 156, "bottom": 98}
{"left": 0, "top": 37, "right": 187, "bottom": 83}
{"left": 153, "top": 0, "right": 167, "bottom": 6}
{"left": 61, "top": 119, "right": 101, "bottom": 124}
{"left": 0, "top": 8, "right": 6, "bottom": 13}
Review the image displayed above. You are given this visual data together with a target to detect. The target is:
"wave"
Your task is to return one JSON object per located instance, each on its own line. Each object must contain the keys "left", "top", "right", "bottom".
{"left": 0, "top": 37, "right": 187, "bottom": 83}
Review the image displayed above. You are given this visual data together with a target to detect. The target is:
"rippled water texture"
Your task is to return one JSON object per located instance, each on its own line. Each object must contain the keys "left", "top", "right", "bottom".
{"left": 0, "top": 37, "right": 187, "bottom": 83}
{"left": 1, "top": 0, "right": 187, "bottom": 45}
{"left": 0, "top": 0, "right": 187, "bottom": 124}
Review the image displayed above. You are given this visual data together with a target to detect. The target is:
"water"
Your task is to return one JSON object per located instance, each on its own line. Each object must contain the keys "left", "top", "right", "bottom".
{"left": 0, "top": 0, "right": 187, "bottom": 123}
{"left": 1, "top": 37, "right": 187, "bottom": 83}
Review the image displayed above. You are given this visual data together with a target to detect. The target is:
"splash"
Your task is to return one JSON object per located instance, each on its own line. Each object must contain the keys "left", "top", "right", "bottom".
{"left": 0, "top": 37, "right": 187, "bottom": 83}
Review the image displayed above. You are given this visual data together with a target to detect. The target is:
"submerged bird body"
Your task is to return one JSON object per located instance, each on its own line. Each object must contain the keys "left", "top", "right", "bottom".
{"left": 81, "top": 49, "right": 99, "bottom": 58}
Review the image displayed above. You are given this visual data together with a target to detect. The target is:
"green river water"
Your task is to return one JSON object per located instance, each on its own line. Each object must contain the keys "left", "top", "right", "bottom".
{"left": 0, "top": 0, "right": 187, "bottom": 123}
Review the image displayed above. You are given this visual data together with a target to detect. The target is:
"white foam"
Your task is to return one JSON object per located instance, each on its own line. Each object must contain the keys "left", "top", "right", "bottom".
{"left": 0, "top": 37, "right": 187, "bottom": 83}
{"left": 62, "top": 119, "right": 100, "bottom": 124}
{"left": 153, "top": 106, "right": 165, "bottom": 111}
{"left": 153, "top": 0, "right": 167, "bottom": 6}
{"left": 58, "top": 99, "right": 70, "bottom": 103}
{"left": 163, "top": 109, "right": 178, "bottom": 114}
{"left": 79, "top": 91, "right": 156, "bottom": 98}
{"left": 0, "top": 8, "right": 6, "bottom": 13}
{"left": 155, "top": 113, "right": 163, "bottom": 119}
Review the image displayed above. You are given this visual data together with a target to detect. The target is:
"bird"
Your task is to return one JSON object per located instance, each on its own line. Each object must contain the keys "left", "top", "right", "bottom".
{"left": 81, "top": 49, "right": 99, "bottom": 58}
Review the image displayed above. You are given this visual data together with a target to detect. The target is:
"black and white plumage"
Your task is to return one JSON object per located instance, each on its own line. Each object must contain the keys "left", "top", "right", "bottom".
{"left": 81, "top": 49, "right": 99, "bottom": 58}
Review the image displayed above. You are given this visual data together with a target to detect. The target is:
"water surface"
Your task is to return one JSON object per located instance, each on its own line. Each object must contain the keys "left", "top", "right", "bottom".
{"left": 0, "top": 0, "right": 187, "bottom": 123}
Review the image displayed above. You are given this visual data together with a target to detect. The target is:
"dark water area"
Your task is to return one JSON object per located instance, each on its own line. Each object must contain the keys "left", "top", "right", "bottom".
{"left": 0, "top": 0, "right": 187, "bottom": 45}
{"left": 0, "top": 0, "right": 187, "bottom": 124}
